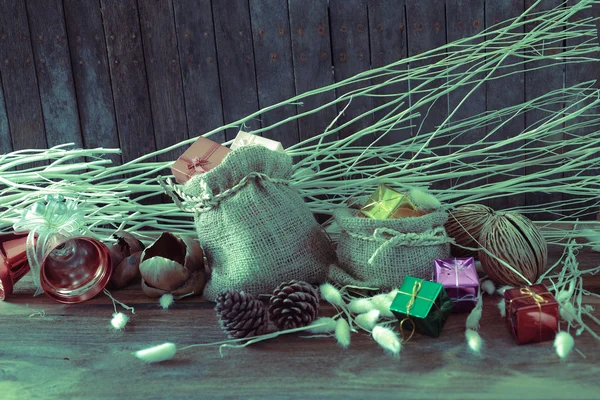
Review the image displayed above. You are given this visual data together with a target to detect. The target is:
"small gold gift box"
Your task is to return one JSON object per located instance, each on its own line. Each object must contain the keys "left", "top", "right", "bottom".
{"left": 359, "top": 184, "right": 424, "bottom": 219}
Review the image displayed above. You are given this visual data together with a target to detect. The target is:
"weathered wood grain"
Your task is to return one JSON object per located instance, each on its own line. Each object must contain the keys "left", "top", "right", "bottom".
{"left": 0, "top": 244, "right": 598, "bottom": 400}
{"left": 100, "top": 0, "right": 156, "bottom": 163}
{"left": 63, "top": 0, "right": 121, "bottom": 166}
{"left": 367, "top": 0, "right": 411, "bottom": 148}
{"left": 446, "top": 0, "right": 486, "bottom": 192}
{"left": 406, "top": 0, "right": 448, "bottom": 192}
{"left": 524, "top": 0, "right": 565, "bottom": 222}
{"left": 0, "top": 70, "right": 11, "bottom": 154}
{"left": 485, "top": 0, "right": 526, "bottom": 212}
{"left": 329, "top": 0, "right": 373, "bottom": 145}
{"left": 564, "top": 0, "right": 600, "bottom": 221}
{"left": 288, "top": 0, "right": 337, "bottom": 143}
{"left": 0, "top": 0, "right": 599, "bottom": 217}
{"left": 0, "top": 0, "right": 46, "bottom": 151}
{"left": 25, "top": 0, "right": 83, "bottom": 149}
{"left": 249, "top": 0, "right": 299, "bottom": 149}
{"left": 212, "top": 0, "right": 260, "bottom": 141}
{"left": 138, "top": 0, "right": 188, "bottom": 163}
{"left": 172, "top": 0, "right": 225, "bottom": 143}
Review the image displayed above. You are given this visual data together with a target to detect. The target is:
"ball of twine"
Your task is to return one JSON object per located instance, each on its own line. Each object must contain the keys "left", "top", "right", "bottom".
{"left": 478, "top": 211, "right": 547, "bottom": 286}
{"left": 445, "top": 204, "right": 495, "bottom": 257}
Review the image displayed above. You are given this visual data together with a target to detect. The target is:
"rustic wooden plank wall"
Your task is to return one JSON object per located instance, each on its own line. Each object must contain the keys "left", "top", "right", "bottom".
{"left": 250, "top": 0, "right": 299, "bottom": 148}
{"left": 524, "top": 0, "right": 564, "bottom": 220}
{"left": 485, "top": 1, "right": 526, "bottom": 212}
{"left": 288, "top": 0, "right": 336, "bottom": 143}
{"left": 100, "top": 0, "right": 156, "bottom": 163}
{"left": 406, "top": 0, "right": 448, "bottom": 191}
{"left": 367, "top": 0, "right": 409, "bottom": 148}
{"left": 63, "top": 0, "right": 120, "bottom": 166}
{"left": 0, "top": 0, "right": 47, "bottom": 152}
{"left": 330, "top": 0, "right": 374, "bottom": 145}
{"left": 173, "top": 0, "right": 225, "bottom": 144}
{"left": 0, "top": 0, "right": 598, "bottom": 215}
{"left": 446, "top": 0, "right": 485, "bottom": 194}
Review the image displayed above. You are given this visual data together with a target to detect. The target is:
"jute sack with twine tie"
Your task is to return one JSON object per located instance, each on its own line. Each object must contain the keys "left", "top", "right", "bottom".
{"left": 329, "top": 206, "right": 452, "bottom": 289}
{"left": 169, "top": 146, "right": 336, "bottom": 301}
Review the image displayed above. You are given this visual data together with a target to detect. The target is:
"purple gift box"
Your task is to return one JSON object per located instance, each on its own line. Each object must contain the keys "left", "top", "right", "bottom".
{"left": 433, "top": 257, "right": 479, "bottom": 313}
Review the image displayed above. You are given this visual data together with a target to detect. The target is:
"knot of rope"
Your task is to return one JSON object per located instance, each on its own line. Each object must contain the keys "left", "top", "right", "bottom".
{"left": 159, "top": 173, "right": 290, "bottom": 214}
{"left": 349, "top": 225, "right": 452, "bottom": 265}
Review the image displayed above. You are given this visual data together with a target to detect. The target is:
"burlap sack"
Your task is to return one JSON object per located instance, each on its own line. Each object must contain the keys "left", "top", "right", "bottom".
{"left": 181, "top": 146, "right": 335, "bottom": 301}
{"left": 329, "top": 207, "right": 451, "bottom": 289}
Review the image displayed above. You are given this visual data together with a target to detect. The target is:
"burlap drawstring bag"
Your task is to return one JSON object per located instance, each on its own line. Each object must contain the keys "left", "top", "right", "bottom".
{"left": 329, "top": 207, "right": 452, "bottom": 289}
{"left": 171, "top": 146, "right": 336, "bottom": 301}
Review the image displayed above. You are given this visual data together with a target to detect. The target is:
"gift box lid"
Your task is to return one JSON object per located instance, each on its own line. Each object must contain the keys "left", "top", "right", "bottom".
{"left": 504, "top": 283, "right": 557, "bottom": 317}
{"left": 433, "top": 257, "right": 479, "bottom": 289}
{"left": 360, "top": 184, "right": 420, "bottom": 220}
{"left": 390, "top": 276, "right": 445, "bottom": 319}
{"left": 230, "top": 130, "right": 284, "bottom": 152}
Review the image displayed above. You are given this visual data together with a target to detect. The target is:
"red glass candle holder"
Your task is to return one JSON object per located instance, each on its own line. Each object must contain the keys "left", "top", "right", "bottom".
{"left": 40, "top": 236, "right": 113, "bottom": 304}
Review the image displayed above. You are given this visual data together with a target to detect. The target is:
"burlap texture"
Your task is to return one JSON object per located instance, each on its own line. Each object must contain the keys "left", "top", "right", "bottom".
{"left": 329, "top": 207, "right": 451, "bottom": 289}
{"left": 183, "top": 146, "right": 335, "bottom": 301}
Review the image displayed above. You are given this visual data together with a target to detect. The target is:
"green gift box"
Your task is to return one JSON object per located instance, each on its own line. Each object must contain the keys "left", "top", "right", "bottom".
{"left": 390, "top": 276, "right": 453, "bottom": 338}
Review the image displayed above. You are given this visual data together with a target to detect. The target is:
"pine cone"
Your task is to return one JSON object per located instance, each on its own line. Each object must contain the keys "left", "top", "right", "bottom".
{"left": 268, "top": 280, "right": 320, "bottom": 330}
{"left": 215, "top": 290, "right": 269, "bottom": 339}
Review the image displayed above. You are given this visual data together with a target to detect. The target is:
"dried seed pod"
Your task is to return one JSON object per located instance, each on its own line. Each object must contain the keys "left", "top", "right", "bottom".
{"left": 478, "top": 211, "right": 547, "bottom": 286}
{"left": 110, "top": 251, "right": 143, "bottom": 289}
{"left": 139, "top": 232, "right": 206, "bottom": 298}
{"left": 445, "top": 204, "right": 495, "bottom": 258}
{"left": 107, "top": 231, "right": 145, "bottom": 289}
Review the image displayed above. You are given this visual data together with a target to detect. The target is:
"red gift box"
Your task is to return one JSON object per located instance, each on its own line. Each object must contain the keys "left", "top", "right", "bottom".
{"left": 504, "top": 284, "right": 558, "bottom": 345}
{"left": 171, "top": 136, "right": 230, "bottom": 184}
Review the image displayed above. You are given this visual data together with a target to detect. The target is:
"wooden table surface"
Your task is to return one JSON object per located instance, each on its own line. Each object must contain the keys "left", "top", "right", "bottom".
{"left": 1, "top": 246, "right": 599, "bottom": 400}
